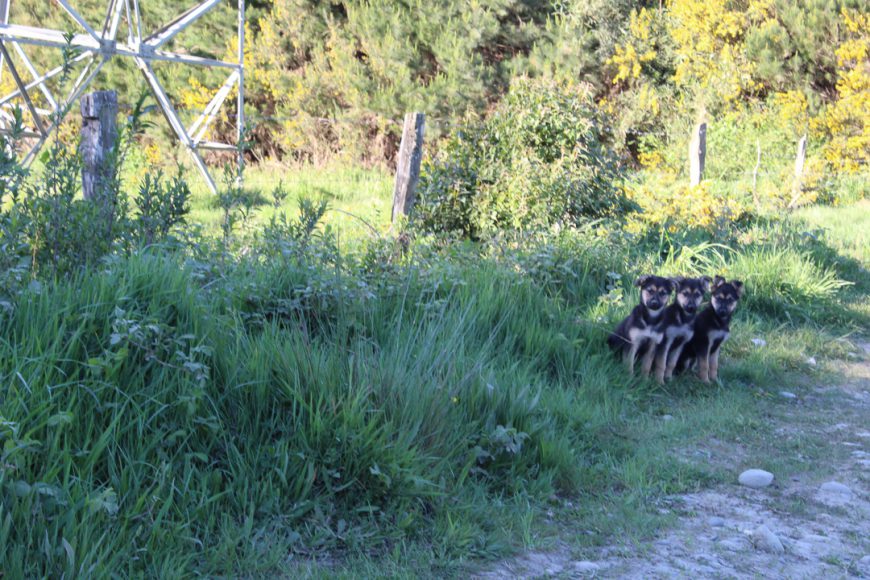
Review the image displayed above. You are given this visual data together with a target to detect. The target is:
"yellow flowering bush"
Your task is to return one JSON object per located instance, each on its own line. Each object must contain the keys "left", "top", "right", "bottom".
{"left": 667, "top": 0, "right": 760, "bottom": 105}
{"left": 773, "top": 90, "right": 809, "bottom": 136}
{"left": 811, "top": 9, "right": 869, "bottom": 174}
{"left": 607, "top": 9, "right": 657, "bottom": 86}
{"left": 624, "top": 181, "right": 749, "bottom": 236}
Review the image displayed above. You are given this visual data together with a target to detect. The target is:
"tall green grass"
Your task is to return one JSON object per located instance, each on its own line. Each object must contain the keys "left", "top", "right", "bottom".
{"left": 1, "top": 202, "right": 866, "bottom": 577}
{"left": 0, "top": 252, "right": 632, "bottom": 576}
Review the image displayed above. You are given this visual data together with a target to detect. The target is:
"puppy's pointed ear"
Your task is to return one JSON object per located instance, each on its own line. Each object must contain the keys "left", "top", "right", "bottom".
{"left": 635, "top": 275, "right": 651, "bottom": 288}
{"left": 713, "top": 275, "right": 726, "bottom": 289}
{"left": 700, "top": 276, "right": 712, "bottom": 292}
{"left": 732, "top": 280, "right": 745, "bottom": 298}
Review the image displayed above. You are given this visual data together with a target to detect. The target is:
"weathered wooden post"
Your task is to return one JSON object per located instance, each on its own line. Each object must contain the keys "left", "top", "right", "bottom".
{"left": 788, "top": 134, "right": 808, "bottom": 208}
{"left": 80, "top": 90, "right": 118, "bottom": 201}
{"left": 689, "top": 121, "right": 707, "bottom": 186}
{"left": 391, "top": 112, "right": 425, "bottom": 223}
{"left": 794, "top": 134, "right": 807, "bottom": 187}
{"left": 752, "top": 139, "right": 761, "bottom": 206}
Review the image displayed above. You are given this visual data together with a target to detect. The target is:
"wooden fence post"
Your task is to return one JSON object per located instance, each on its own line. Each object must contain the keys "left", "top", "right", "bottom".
{"left": 689, "top": 121, "right": 707, "bottom": 186}
{"left": 80, "top": 90, "right": 118, "bottom": 201}
{"left": 391, "top": 112, "right": 425, "bottom": 223}
{"left": 752, "top": 139, "right": 761, "bottom": 206}
{"left": 794, "top": 134, "right": 807, "bottom": 186}
{"left": 788, "top": 134, "right": 808, "bottom": 208}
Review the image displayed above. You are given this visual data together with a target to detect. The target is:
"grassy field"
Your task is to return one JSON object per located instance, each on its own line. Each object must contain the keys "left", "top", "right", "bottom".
{"left": 1, "top": 159, "right": 867, "bottom": 577}
{"left": 185, "top": 162, "right": 394, "bottom": 239}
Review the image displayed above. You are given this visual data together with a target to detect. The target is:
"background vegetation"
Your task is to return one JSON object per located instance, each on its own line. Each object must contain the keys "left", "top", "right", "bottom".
{"left": 0, "top": 0, "right": 867, "bottom": 577}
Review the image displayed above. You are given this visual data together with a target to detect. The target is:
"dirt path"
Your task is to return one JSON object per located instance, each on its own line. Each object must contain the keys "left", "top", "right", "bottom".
{"left": 478, "top": 347, "right": 870, "bottom": 579}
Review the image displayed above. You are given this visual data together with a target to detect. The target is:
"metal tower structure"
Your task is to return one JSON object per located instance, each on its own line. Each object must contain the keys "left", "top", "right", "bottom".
{"left": 0, "top": 0, "right": 245, "bottom": 193}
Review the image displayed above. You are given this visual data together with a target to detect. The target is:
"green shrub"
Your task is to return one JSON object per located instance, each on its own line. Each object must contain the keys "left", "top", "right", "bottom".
{"left": 414, "top": 77, "right": 633, "bottom": 238}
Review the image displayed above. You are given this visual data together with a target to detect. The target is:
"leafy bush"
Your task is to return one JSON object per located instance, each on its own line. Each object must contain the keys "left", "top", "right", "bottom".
{"left": 624, "top": 181, "right": 751, "bottom": 238}
{"left": 414, "top": 78, "right": 632, "bottom": 238}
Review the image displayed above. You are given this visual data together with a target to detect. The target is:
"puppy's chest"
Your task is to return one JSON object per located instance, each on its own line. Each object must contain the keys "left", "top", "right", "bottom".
{"left": 664, "top": 323, "right": 693, "bottom": 341}
{"left": 704, "top": 328, "right": 730, "bottom": 344}
{"left": 628, "top": 325, "right": 663, "bottom": 344}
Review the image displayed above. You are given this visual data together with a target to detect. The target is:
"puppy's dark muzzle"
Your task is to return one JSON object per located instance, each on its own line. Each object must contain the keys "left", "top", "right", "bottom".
{"left": 684, "top": 305, "right": 697, "bottom": 314}
{"left": 647, "top": 300, "right": 662, "bottom": 310}
{"left": 714, "top": 306, "right": 729, "bottom": 317}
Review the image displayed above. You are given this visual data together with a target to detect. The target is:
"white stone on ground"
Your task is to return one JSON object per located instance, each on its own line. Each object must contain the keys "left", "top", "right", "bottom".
{"left": 751, "top": 525, "right": 785, "bottom": 554}
{"left": 780, "top": 391, "right": 797, "bottom": 399}
{"left": 738, "top": 469, "right": 774, "bottom": 488}
{"left": 819, "top": 481, "right": 851, "bottom": 494}
{"left": 573, "top": 561, "right": 600, "bottom": 573}
{"left": 816, "top": 481, "right": 853, "bottom": 507}
{"left": 708, "top": 516, "right": 725, "bottom": 527}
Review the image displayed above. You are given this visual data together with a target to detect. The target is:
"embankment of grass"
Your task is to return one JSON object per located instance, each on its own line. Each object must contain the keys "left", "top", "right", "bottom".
{"left": 0, "top": 203, "right": 866, "bottom": 577}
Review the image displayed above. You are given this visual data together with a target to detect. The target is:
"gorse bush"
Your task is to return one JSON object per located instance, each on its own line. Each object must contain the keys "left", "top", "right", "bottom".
{"left": 415, "top": 78, "right": 632, "bottom": 238}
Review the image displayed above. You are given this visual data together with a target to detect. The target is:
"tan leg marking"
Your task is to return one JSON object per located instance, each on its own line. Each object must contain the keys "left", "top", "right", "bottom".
{"left": 697, "top": 345, "right": 711, "bottom": 383}
{"left": 654, "top": 340, "right": 670, "bottom": 384}
{"left": 665, "top": 343, "right": 685, "bottom": 380}
{"left": 641, "top": 345, "right": 656, "bottom": 377}
{"left": 710, "top": 348, "right": 721, "bottom": 382}
{"left": 625, "top": 342, "right": 640, "bottom": 375}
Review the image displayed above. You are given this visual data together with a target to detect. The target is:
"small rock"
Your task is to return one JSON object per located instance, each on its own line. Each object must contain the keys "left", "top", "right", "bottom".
{"left": 806, "top": 356, "right": 817, "bottom": 366}
{"left": 816, "top": 481, "right": 852, "bottom": 506}
{"left": 752, "top": 525, "right": 785, "bottom": 554}
{"left": 819, "top": 481, "right": 851, "bottom": 495}
{"left": 751, "top": 338, "right": 767, "bottom": 347}
{"left": 574, "top": 561, "right": 600, "bottom": 573}
{"left": 662, "top": 414, "right": 674, "bottom": 421}
{"left": 708, "top": 516, "right": 726, "bottom": 527}
{"left": 738, "top": 469, "right": 774, "bottom": 489}
{"left": 779, "top": 391, "right": 797, "bottom": 399}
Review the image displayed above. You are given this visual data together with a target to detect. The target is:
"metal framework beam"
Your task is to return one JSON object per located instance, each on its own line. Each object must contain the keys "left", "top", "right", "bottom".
{"left": 0, "top": 42, "right": 45, "bottom": 135}
{"left": 55, "top": 0, "right": 102, "bottom": 42}
{"left": 145, "top": 0, "right": 223, "bottom": 48}
{"left": 0, "top": 0, "right": 245, "bottom": 193}
{"left": 189, "top": 68, "right": 237, "bottom": 143}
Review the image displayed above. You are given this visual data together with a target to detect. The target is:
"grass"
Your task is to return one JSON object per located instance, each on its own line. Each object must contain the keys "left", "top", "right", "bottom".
{"left": 0, "top": 161, "right": 868, "bottom": 577}
{"left": 185, "top": 161, "right": 394, "bottom": 239}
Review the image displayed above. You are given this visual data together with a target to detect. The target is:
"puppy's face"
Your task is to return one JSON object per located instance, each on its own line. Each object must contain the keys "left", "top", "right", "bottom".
{"left": 673, "top": 276, "right": 710, "bottom": 315}
{"left": 711, "top": 276, "right": 744, "bottom": 317}
{"left": 635, "top": 275, "right": 674, "bottom": 312}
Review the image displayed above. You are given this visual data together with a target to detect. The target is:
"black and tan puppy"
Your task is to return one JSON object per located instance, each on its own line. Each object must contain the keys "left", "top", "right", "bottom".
{"left": 653, "top": 276, "right": 711, "bottom": 384}
{"left": 608, "top": 276, "right": 674, "bottom": 376}
{"left": 677, "top": 276, "right": 745, "bottom": 383}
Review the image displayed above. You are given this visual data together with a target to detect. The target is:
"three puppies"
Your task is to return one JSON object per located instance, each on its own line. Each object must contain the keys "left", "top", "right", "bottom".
{"left": 608, "top": 274, "right": 744, "bottom": 383}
